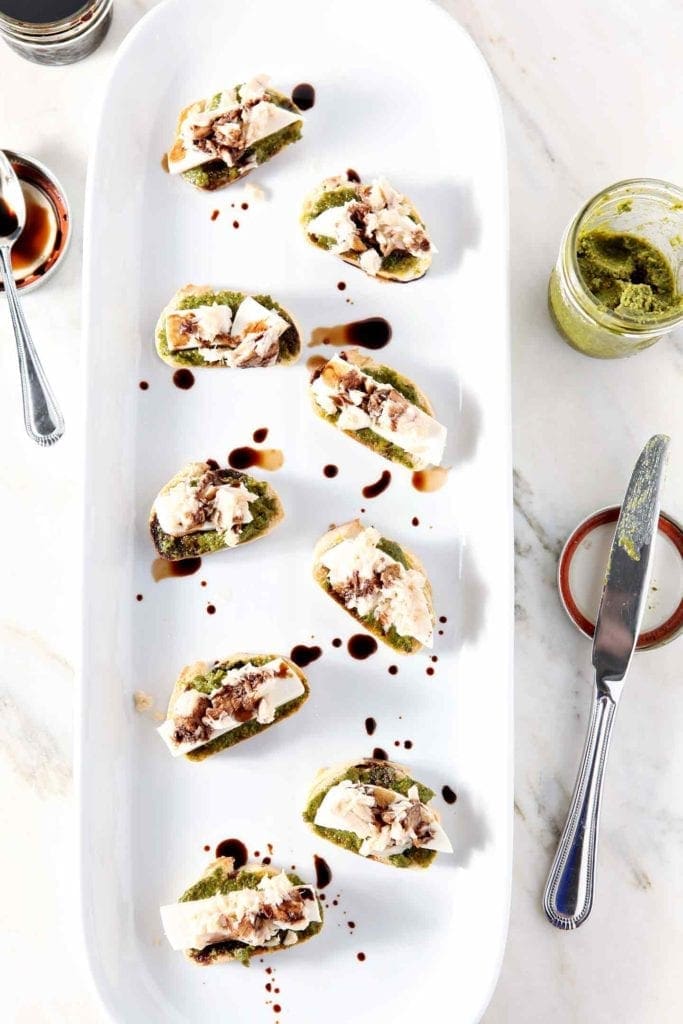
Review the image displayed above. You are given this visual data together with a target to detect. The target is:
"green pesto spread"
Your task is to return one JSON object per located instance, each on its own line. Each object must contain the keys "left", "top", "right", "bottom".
{"left": 303, "top": 761, "right": 436, "bottom": 869}
{"left": 157, "top": 290, "right": 300, "bottom": 367}
{"left": 180, "top": 866, "right": 322, "bottom": 965}
{"left": 577, "top": 230, "right": 679, "bottom": 318}
{"left": 183, "top": 655, "right": 308, "bottom": 761}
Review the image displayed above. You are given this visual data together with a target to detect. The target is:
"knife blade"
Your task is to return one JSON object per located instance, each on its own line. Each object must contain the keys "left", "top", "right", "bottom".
{"left": 543, "top": 434, "right": 670, "bottom": 929}
{"left": 592, "top": 433, "right": 670, "bottom": 692}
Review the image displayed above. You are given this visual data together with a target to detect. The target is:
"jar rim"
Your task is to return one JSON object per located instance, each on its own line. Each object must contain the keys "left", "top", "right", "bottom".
{"left": 562, "top": 177, "right": 683, "bottom": 336}
{"left": 0, "top": 0, "right": 111, "bottom": 44}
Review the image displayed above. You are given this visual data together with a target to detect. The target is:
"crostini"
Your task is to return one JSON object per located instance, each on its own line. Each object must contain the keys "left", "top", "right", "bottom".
{"left": 310, "top": 349, "right": 446, "bottom": 469}
{"left": 313, "top": 520, "right": 435, "bottom": 653}
{"left": 156, "top": 285, "right": 301, "bottom": 369}
{"left": 150, "top": 461, "right": 283, "bottom": 560}
{"left": 301, "top": 174, "right": 435, "bottom": 281}
{"left": 158, "top": 653, "right": 309, "bottom": 760}
{"left": 161, "top": 858, "right": 323, "bottom": 965}
{"left": 303, "top": 758, "right": 452, "bottom": 869}
{"left": 166, "top": 74, "right": 303, "bottom": 191}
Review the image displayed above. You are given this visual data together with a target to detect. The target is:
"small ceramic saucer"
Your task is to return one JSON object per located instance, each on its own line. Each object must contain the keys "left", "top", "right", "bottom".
{"left": 558, "top": 505, "right": 683, "bottom": 650}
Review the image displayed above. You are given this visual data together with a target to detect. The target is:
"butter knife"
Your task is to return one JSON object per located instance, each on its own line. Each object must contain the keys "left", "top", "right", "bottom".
{"left": 543, "top": 434, "right": 670, "bottom": 929}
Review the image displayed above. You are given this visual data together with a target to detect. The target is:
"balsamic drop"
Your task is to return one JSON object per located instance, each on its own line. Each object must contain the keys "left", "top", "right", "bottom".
{"left": 138, "top": 380, "right": 149, "bottom": 390}
{"left": 173, "top": 368, "right": 195, "bottom": 390}
{"left": 348, "top": 635, "right": 378, "bottom": 659}
{"left": 313, "top": 854, "right": 332, "bottom": 888}
{"left": 206, "top": 604, "right": 216, "bottom": 615}
{"left": 151, "top": 557, "right": 202, "bottom": 581}
{"left": 290, "top": 644, "right": 322, "bottom": 667}
{"left": 228, "top": 446, "right": 283, "bottom": 471}
{"left": 310, "top": 317, "right": 392, "bottom": 350}
{"left": 323, "top": 464, "right": 339, "bottom": 478}
{"left": 332, "top": 637, "right": 342, "bottom": 648}
{"left": 215, "top": 838, "right": 248, "bottom": 868}
{"left": 365, "top": 717, "right": 376, "bottom": 736}
{"left": 210, "top": 209, "right": 220, "bottom": 221}
{"left": 362, "top": 470, "right": 391, "bottom": 499}
{"left": 292, "top": 82, "right": 316, "bottom": 110}
{"left": 372, "top": 747, "right": 388, "bottom": 761}
{"left": 253, "top": 427, "right": 269, "bottom": 443}
{"left": 347, "top": 169, "right": 361, "bottom": 183}
{"left": 442, "top": 785, "right": 457, "bottom": 804}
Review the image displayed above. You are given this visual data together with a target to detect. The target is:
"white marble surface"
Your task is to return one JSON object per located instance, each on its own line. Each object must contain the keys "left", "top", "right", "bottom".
{"left": 1, "top": 1, "right": 682, "bottom": 1020}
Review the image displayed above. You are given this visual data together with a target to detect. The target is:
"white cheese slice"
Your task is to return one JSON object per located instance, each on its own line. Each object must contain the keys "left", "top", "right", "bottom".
{"left": 166, "top": 304, "right": 234, "bottom": 351}
{"left": 306, "top": 201, "right": 358, "bottom": 253}
{"left": 154, "top": 478, "right": 212, "bottom": 538}
{"left": 232, "top": 296, "right": 287, "bottom": 339}
{"left": 244, "top": 101, "right": 301, "bottom": 148}
{"left": 319, "top": 525, "right": 433, "bottom": 646}
{"left": 212, "top": 482, "right": 256, "bottom": 544}
{"left": 315, "top": 782, "right": 454, "bottom": 856}
{"left": 359, "top": 248, "right": 383, "bottom": 276}
{"left": 229, "top": 296, "right": 289, "bottom": 368}
{"left": 160, "top": 874, "right": 320, "bottom": 951}
{"left": 157, "top": 658, "right": 305, "bottom": 757}
{"left": 314, "top": 780, "right": 452, "bottom": 857}
{"left": 153, "top": 479, "right": 255, "bottom": 540}
{"left": 311, "top": 355, "right": 447, "bottom": 470}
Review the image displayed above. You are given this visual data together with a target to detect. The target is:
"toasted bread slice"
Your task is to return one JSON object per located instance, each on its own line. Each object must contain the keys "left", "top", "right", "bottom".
{"left": 159, "top": 653, "right": 309, "bottom": 761}
{"left": 155, "top": 284, "right": 301, "bottom": 369}
{"left": 150, "top": 462, "right": 284, "bottom": 561}
{"left": 301, "top": 175, "right": 433, "bottom": 282}
{"left": 167, "top": 79, "right": 303, "bottom": 192}
{"left": 309, "top": 349, "right": 446, "bottom": 470}
{"left": 166, "top": 858, "right": 323, "bottom": 965}
{"left": 303, "top": 758, "right": 449, "bottom": 869}
{"left": 313, "top": 519, "right": 435, "bottom": 654}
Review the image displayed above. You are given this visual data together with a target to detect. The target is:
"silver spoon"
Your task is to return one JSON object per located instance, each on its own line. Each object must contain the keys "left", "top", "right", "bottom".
{"left": 0, "top": 150, "right": 64, "bottom": 446}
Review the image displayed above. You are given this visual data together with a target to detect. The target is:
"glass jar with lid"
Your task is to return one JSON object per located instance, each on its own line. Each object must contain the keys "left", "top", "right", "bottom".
{"left": 549, "top": 178, "right": 683, "bottom": 358}
{"left": 0, "top": 0, "right": 112, "bottom": 65}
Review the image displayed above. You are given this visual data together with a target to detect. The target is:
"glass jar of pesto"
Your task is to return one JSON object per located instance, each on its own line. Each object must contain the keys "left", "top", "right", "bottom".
{"left": 549, "top": 179, "right": 683, "bottom": 358}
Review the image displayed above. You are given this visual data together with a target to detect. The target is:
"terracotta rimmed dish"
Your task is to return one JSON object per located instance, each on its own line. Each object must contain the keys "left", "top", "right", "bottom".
{"left": 558, "top": 504, "right": 683, "bottom": 650}
{"left": 0, "top": 150, "right": 71, "bottom": 293}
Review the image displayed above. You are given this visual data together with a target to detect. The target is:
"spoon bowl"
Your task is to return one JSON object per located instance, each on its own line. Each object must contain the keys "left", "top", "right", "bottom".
{"left": 0, "top": 148, "right": 64, "bottom": 446}
{"left": 0, "top": 150, "right": 26, "bottom": 245}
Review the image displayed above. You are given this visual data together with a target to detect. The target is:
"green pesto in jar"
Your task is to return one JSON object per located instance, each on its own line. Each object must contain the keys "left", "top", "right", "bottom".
{"left": 576, "top": 230, "right": 680, "bottom": 318}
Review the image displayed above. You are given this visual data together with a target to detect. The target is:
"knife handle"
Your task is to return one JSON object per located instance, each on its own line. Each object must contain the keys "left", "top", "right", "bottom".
{"left": 542, "top": 691, "right": 617, "bottom": 929}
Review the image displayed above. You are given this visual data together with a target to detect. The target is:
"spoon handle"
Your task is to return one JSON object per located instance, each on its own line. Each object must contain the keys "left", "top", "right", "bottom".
{"left": 0, "top": 246, "right": 64, "bottom": 446}
{"left": 542, "top": 689, "right": 617, "bottom": 929}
